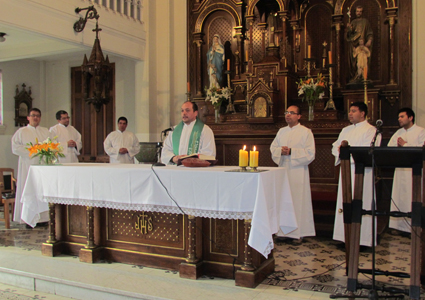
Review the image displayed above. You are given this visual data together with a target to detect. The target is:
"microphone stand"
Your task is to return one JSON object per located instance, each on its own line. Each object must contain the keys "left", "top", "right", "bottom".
{"left": 152, "top": 130, "right": 169, "bottom": 167}
{"left": 331, "top": 125, "right": 405, "bottom": 300}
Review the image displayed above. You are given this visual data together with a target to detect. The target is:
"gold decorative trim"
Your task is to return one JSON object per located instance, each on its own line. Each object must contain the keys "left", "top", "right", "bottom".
{"left": 202, "top": 260, "right": 243, "bottom": 268}
{"left": 103, "top": 247, "right": 185, "bottom": 259}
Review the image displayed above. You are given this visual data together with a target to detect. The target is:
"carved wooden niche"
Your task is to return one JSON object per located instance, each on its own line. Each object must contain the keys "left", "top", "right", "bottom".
{"left": 247, "top": 81, "right": 276, "bottom": 123}
{"left": 14, "top": 83, "right": 33, "bottom": 127}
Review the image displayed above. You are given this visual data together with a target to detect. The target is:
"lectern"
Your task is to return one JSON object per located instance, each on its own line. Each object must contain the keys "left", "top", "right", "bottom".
{"left": 340, "top": 143, "right": 424, "bottom": 299}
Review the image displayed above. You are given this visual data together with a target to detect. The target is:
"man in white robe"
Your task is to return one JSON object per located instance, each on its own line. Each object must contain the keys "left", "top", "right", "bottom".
{"left": 11, "top": 108, "right": 52, "bottom": 223}
{"left": 49, "top": 110, "right": 82, "bottom": 163}
{"left": 388, "top": 108, "right": 425, "bottom": 233}
{"left": 332, "top": 101, "right": 381, "bottom": 247}
{"left": 161, "top": 101, "right": 216, "bottom": 164}
{"left": 104, "top": 117, "right": 140, "bottom": 164}
{"left": 270, "top": 105, "right": 316, "bottom": 241}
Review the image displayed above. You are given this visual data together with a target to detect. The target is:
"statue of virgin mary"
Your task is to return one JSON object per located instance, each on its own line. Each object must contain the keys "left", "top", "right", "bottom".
{"left": 206, "top": 34, "right": 225, "bottom": 88}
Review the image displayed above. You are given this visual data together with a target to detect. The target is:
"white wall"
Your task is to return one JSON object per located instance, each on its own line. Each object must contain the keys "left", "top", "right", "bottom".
{"left": 0, "top": 59, "right": 45, "bottom": 170}
{"left": 412, "top": 0, "right": 425, "bottom": 126}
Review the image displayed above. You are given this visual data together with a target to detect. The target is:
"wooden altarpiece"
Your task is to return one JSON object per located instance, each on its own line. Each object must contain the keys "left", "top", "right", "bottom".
{"left": 14, "top": 83, "right": 32, "bottom": 127}
{"left": 187, "top": 0, "right": 412, "bottom": 236}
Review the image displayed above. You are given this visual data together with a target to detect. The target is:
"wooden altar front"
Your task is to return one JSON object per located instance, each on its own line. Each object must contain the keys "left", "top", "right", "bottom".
{"left": 42, "top": 206, "right": 272, "bottom": 288}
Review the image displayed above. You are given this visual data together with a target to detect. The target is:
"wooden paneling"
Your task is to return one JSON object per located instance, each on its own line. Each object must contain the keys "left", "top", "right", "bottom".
{"left": 71, "top": 65, "right": 115, "bottom": 163}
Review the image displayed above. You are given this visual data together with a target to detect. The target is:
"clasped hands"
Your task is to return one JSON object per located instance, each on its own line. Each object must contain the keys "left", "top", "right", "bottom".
{"left": 67, "top": 140, "right": 77, "bottom": 148}
{"left": 119, "top": 148, "right": 129, "bottom": 154}
{"left": 397, "top": 137, "right": 406, "bottom": 147}
{"left": 281, "top": 146, "right": 291, "bottom": 156}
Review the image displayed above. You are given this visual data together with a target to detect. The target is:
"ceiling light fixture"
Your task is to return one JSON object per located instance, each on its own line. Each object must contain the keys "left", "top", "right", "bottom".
{"left": 0, "top": 32, "right": 6, "bottom": 42}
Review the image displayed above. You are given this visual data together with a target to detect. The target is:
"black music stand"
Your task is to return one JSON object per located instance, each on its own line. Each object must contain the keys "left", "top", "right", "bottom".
{"left": 332, "top": 145, "right": 424, "bottom": 299}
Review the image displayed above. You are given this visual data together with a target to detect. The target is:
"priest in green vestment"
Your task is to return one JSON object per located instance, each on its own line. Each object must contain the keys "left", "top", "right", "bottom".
{"left": 161, "top": 101, "right": 216, "bottom": 164}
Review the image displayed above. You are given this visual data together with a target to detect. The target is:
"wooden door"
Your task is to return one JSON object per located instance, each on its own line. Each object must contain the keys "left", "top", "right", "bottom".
{"left": 71, "top": 65, "right": 115, "bottom": 163}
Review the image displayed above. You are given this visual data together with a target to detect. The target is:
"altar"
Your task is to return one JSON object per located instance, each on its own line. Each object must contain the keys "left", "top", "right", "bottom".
{"left": 20, "top": 164, "right": 296, "bottom": 287}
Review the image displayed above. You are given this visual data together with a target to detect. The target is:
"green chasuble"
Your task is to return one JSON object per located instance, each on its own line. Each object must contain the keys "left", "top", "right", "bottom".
{"left": 172, "top": 119, "right": 205, "bottom": 155}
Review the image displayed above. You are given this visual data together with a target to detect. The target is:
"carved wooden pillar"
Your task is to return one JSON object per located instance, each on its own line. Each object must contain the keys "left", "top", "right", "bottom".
{"left": 234, "top": 27, "right": 244, "bottom": 79}
{"left": 332, "top": 15, "right": 343, "bottom": 88}
{"left": 186, "top": 215, "right": 198, "bottom": 263}
{"left": 85, "top": 206, "right": 95, "bottom": 249}
{"left": 193, "top": 32, "right": 204, "bottom": 97}
{"left": 290, "top": 21, "right": 300, "bottom": 71}
{"left": 241, "top": 219, "right": 255, "bottom": 271}
{"left": 386, "top": 8, "right": 398, "bottom": 85}
{"left": 279, "top": 11, "right": 288, "bottom": 39}
{"left": 279, "top": 11, "right": 288, "bottom": 63}
{"left": 46, "top": 203, "right": 56, "bottom": 244}
{"left": 246, "top": 16, "right": 254, "bottom": 73}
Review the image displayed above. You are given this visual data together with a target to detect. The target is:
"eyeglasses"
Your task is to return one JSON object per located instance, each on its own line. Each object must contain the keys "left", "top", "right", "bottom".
{"left": 284, "top": 111, "right": 299, "bottom": 115}
{"left": 29, "top": 114, "right": 41, "bottom": 118}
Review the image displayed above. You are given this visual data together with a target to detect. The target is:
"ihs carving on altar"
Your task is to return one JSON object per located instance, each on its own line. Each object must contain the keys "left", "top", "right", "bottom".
{"left": 134, "top": 212, "right": 153, "bottom": 234}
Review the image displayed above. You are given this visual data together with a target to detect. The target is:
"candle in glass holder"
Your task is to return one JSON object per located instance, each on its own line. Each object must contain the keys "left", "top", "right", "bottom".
{"left": 249, "top": 146, "right": 259, "bottom": 167}
{"left": 239, "top": 145, "right": 248, "bottom": 167}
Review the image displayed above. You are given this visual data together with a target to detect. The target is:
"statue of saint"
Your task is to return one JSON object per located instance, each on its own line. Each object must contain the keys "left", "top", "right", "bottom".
{"left": 267, "top": 11, "right": 277, "bottom": 47}
{"left": 207, "top": 34, "right": 225, "bottom": 88}
{"left": 346, "top": 6, "right": 373, "bottom": 83}
{"left": 353, "top": 39, "right": 370, "bottom": 80}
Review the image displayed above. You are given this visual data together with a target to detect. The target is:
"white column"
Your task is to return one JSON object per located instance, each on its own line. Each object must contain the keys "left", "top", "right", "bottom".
{"left": 412, "top": 0, "right": 425, "bottom": 126}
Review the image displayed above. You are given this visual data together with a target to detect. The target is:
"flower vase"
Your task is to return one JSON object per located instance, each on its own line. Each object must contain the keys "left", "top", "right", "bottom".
{"left": 308, "top": 105, "right": 314, "bottom": 121}
{"left": 214, "top": 109, "right": 220, "bottom": 123}
{"left": 42, "top": 156, "right": 57, "bottom": 165}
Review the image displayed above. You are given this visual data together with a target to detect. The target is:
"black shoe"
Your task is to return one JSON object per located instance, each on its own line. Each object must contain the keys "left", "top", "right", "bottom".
{"left": 36, "top": 222, "right": 49, "bottom": 227}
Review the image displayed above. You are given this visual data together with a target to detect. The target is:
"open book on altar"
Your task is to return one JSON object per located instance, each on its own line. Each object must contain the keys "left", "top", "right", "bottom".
{"left": 177, "top": 154, "right": 217, "bottom": 167}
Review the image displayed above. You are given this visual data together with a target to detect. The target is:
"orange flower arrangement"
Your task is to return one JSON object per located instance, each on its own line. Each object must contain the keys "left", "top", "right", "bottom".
{"left": 27, "top": 137, "right": 65, "bottom": 165}
{"left": 297, "top": 73, "right": 327, "bottom": 107}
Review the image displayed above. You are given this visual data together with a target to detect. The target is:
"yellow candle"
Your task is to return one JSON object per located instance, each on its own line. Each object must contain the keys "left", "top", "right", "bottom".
{"left": 328, "top": 51, "right": 332, "bottom": 64}
{"left": 239, "top": 145, "right": 248, "bottom": 167}
{"left": 307, "top": 45, "right": 311, "bottom": 58}
{"left": 245, "top": 50, "right": 249, "bottom": 61}
{"left": 363, "top": 65, "right": 368, "bottom": 80}
{"left": 187, "top": 82, "right": 190, "bottom": 93}
{"left": 249, "top": 146, "right": 259, "bottom": 167}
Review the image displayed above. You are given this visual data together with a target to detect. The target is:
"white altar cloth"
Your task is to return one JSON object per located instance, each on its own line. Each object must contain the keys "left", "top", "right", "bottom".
{"left": 21, "top": 164, "right": 297, "bottom": 257}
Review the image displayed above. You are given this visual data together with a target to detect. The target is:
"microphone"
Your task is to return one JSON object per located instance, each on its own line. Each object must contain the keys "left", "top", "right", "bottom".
{"left": 161, "top": 127, "right": 174, "bottom": 133}
{"left": 375, "top": 119, "right": 383, "bottom": 133}
{"left": 369, "top": 119, "right": 382, "bottom": 154}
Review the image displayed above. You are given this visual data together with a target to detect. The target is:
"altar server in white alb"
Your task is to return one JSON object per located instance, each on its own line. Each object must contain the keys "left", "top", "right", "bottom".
{"left": 270, "top": 105, "right": 316, "bottom": 242}
{"left": 388, "top": 108, "right": 425, "bottom": 233}
{"left": 332, "top": 101, "right": 381, "bottom": 247}
{"left": 11, "top": 108, "right": 52, "bottom": 223}
{"left": 104, "top": 117, "right": 140, "bottom": 164}
{"left": 49, "top": 110, "right": 82, "bottom": 163}
{"left": 161, "top": 101, "right": 216, "bottom": 164}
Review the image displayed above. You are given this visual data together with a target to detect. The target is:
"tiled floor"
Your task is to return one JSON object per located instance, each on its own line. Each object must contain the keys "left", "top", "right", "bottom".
{"left": 0, "top": 222, "right": 420, "bottom": 300}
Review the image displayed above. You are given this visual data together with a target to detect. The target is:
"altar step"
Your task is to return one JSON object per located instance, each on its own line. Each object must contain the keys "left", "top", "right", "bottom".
{"left": 0, "top": 244, "right": 332, "bottom": 300}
